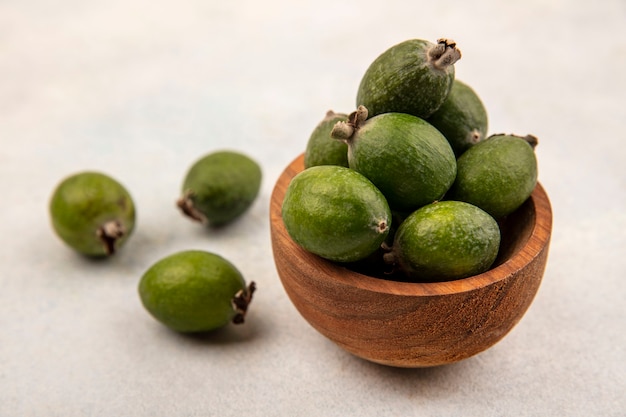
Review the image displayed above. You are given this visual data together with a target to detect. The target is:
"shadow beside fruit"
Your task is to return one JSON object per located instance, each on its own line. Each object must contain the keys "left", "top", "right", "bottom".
{"left": 166, "top": 314, "right": 264, "bottom": 346}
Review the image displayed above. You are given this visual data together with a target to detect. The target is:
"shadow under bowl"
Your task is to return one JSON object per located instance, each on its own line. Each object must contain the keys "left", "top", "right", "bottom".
{"left": 270, "top": 154, "right": 552, "bottom": 367}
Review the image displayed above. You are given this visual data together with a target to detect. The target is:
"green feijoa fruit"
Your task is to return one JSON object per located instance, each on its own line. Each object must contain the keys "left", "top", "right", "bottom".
{"left": 448, "top": 134, "right": 538, "bottom": 218}
{"left": 281, "top": 165, "right": 391, "bottom": 263}
{"left": 384, "top": 201, "right": 500, "bottom": 282}
{"left": 356, "top": 38, "right": 461, "bottom": 119}
{"left": 331, "top": 106, "right": 456, "bottom": 212}
{"left": 49, "top": 171, "right": 136, "bottom": 257}
{"left": 427, "top": 79, "right": 489, "bottom": 157}
{"left": 178, "top": 150, "right": 262, "bottom": 226}
{"left": 304, "top": 110, "right": 350, "bottom": 168}
{"left": 138, "top": 250, "right": 255, "bottom": 333}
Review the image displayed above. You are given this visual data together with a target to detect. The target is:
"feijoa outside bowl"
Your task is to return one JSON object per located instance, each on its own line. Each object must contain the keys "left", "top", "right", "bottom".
{"left": 270, "top": 154, "right": 552, "bottom": 368}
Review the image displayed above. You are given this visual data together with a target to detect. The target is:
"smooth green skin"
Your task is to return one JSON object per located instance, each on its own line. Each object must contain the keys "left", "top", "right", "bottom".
{"left": 304, "top": 111, "right": 349, "bottom": 168}
{"left": 182, "top": 151, "right": 262, "bottom": 226}
{"left": 448, "top": 134, "right": 538, "bottom": 219}
{"left": 391, "top": 201, "right": 500, "bottom": 282}
{"left": 427, "top": 79, "right": 489, "bottom": 157}
{"left": 356, "top": 39, "right": 455, "bottom": 119}
{"left": 281, "top": 165, "right": 391, "bottom": 263}
{"left": 138, "top": 250, "right": 246, "bottom": 333}
{"left": 348, "top": 112, "right": 456, "bottom": 211}
{"left": 49, "top": 172, "right": 135, "bottom": 257}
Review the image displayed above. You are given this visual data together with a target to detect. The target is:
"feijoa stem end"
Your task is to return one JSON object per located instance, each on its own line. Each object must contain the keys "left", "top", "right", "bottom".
{"left": 97, "top": 220, "right": 125, "bottom": 255}
{"left": 330, "top": 105, "right": 369, "bottom": 142}
{"left": 377, "top": 219, "right": 389, "bottom": 234}
{"left": 523, "top": 134, "right": 539, "bottom": 149}
{"left": 382, "top": 251, "right": 395, "bottom": 266}
{"left": 330, "top": 121, "right": 355, "bottom": 141}
{"left": 468, "top": 129, "right": 483, "bottom": 145}
{"left": 428, "top": 38, "right": 462, "bottom": 70}
{"left": 232, "top": 281, "right": 256, "bottom": 325}
{"left": 490, "top": 133, "right": 540, "bottom": 150}
{"left": 177, "top": 191, "right": 208, "bottom": 224}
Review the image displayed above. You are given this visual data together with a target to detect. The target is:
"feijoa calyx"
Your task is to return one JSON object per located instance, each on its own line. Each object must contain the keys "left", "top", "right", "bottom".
{"left": 304, "top": 110, "right": 350, "bottom": 168}
{"left": 356, "top": 38, "right": 461, "bottom": 119}
{"left": 331, "top": 106, "right": 456, "bottom": 212}
{"left": 281, "top": 165, "right": 391, "bottom": 263}
{"left": 448, "top": 133, "right": 538, "bottom": 218}
{"left": 49, "top": 171, "right": 136, "bottom": 257}
{"left": 178, "top": 150, "right": 262, "bottom": 226}
{"left": 427, "top": 79, "right": 489, "bottom": 157}
{"left": 384, "top": 201, "right": 501, "bottom": 282}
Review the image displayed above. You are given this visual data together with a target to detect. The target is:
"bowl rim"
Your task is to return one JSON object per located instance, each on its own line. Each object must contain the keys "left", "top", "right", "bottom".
{"left": 271, "top": 154, "right": 553, "bottom": 297}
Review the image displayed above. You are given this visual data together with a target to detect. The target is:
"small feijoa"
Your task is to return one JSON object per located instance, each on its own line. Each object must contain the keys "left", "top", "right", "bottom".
{"left": 281, "top": 165, "right": 391, "bottom": 263}
{"left": 138, "top": 250, "right": 255, "bottom": 333}
{"left": 332, "top": 106, "right": 456, "bottom": 211}
{"left": 304, "top": 110, "right": 350, "bottom": 168}
{"left": 49, "top": 171, "right": 136, "bottom": 257}
{"left": 177, "top": 150, "right": 262, "bottom": 226}
{"left": 448, "top": 134, "right": 538, "bottom": 218}
{"left": 356, "top": 38, "right": 461, "bottom": 119}
{"left": 384, "top": 201, "right": 500, "bottom": 282}
{"left": 427, "top": 79, "right": 489, "bottom": 157}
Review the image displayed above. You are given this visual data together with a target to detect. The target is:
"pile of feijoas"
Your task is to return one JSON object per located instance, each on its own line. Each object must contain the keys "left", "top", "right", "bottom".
{"left": 287, "top": 38, "right": 539, "bottom": 282}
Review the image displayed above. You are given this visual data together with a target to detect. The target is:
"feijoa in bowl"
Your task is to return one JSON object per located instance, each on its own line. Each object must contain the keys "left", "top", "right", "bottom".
{"left": 270, "top": 154, "right": 552, "bottom": 368}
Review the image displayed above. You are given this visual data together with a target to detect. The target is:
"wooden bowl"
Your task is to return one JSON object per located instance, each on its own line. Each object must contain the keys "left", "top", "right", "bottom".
{"left": 270, "top": 154, "right": 552, "bottom": 368}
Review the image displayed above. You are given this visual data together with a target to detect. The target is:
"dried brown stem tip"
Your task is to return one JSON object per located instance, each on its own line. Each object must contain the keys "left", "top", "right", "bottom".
{"left": 331, "top": 105, "right": 369, "bottom": 142}
{"left": 352, "top": 105, "right": 369, "bottom": 125}
{"left": 97, "top": 220, "right": 125, "bottom": 255}
{"left": 523, "top": 134, "right": 539, "bottom": 149}
{"left": 232, "top": 281, "right": 257, "bottom": 324}
{"left": 468, "top": 129, "right": 483, "bottom": 145}
{"left": 428, "top": 38, "right": 462, "bottom": 70}
{"left": 331, "top": 121, "right": 355, "bottom": 141}
{"left": 501, "top": 133, "right": 539, "bottom": 150}
{"left": 177, "top": 191, "right": 208, "bottom": 224}
{"left": 376, "top": 219, "right": 388, "bottom": 234}
{"left": 382, "top": 250, "right": 395, "bottom": 265}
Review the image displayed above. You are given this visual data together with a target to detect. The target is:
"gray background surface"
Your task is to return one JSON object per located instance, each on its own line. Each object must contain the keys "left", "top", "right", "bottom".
{"left": 2, "top": 0, "right": 625, "bottom": 415}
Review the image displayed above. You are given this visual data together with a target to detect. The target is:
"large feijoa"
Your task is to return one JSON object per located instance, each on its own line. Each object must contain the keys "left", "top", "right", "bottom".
{"left": 304, "top": 110, "right": 349, "bottom": 168}
{"left": 331, "top": 106, "right": 456, "bottom": 212}
{"left": 281, "top": 165, "right": 391, "bottom": 263}
{"left": 138, "top": 250, "right": 255, "bottom": 333}
{"left": 356, "top": 38, "right": 461, "bottom": 119}
{"left": 427, "top": 79, "right": 489, "bottom": 157}
{"left": 49, "top": 171, "right": 136, "bottom": 257}
{"left": 177, "top": 150, "right": 262, "bottom": 226}
{"left": 384, "top": 201, "right": 500, "bottom": 282}
{"left": 447, "top": 134, "right": 538, "bottom": 218}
